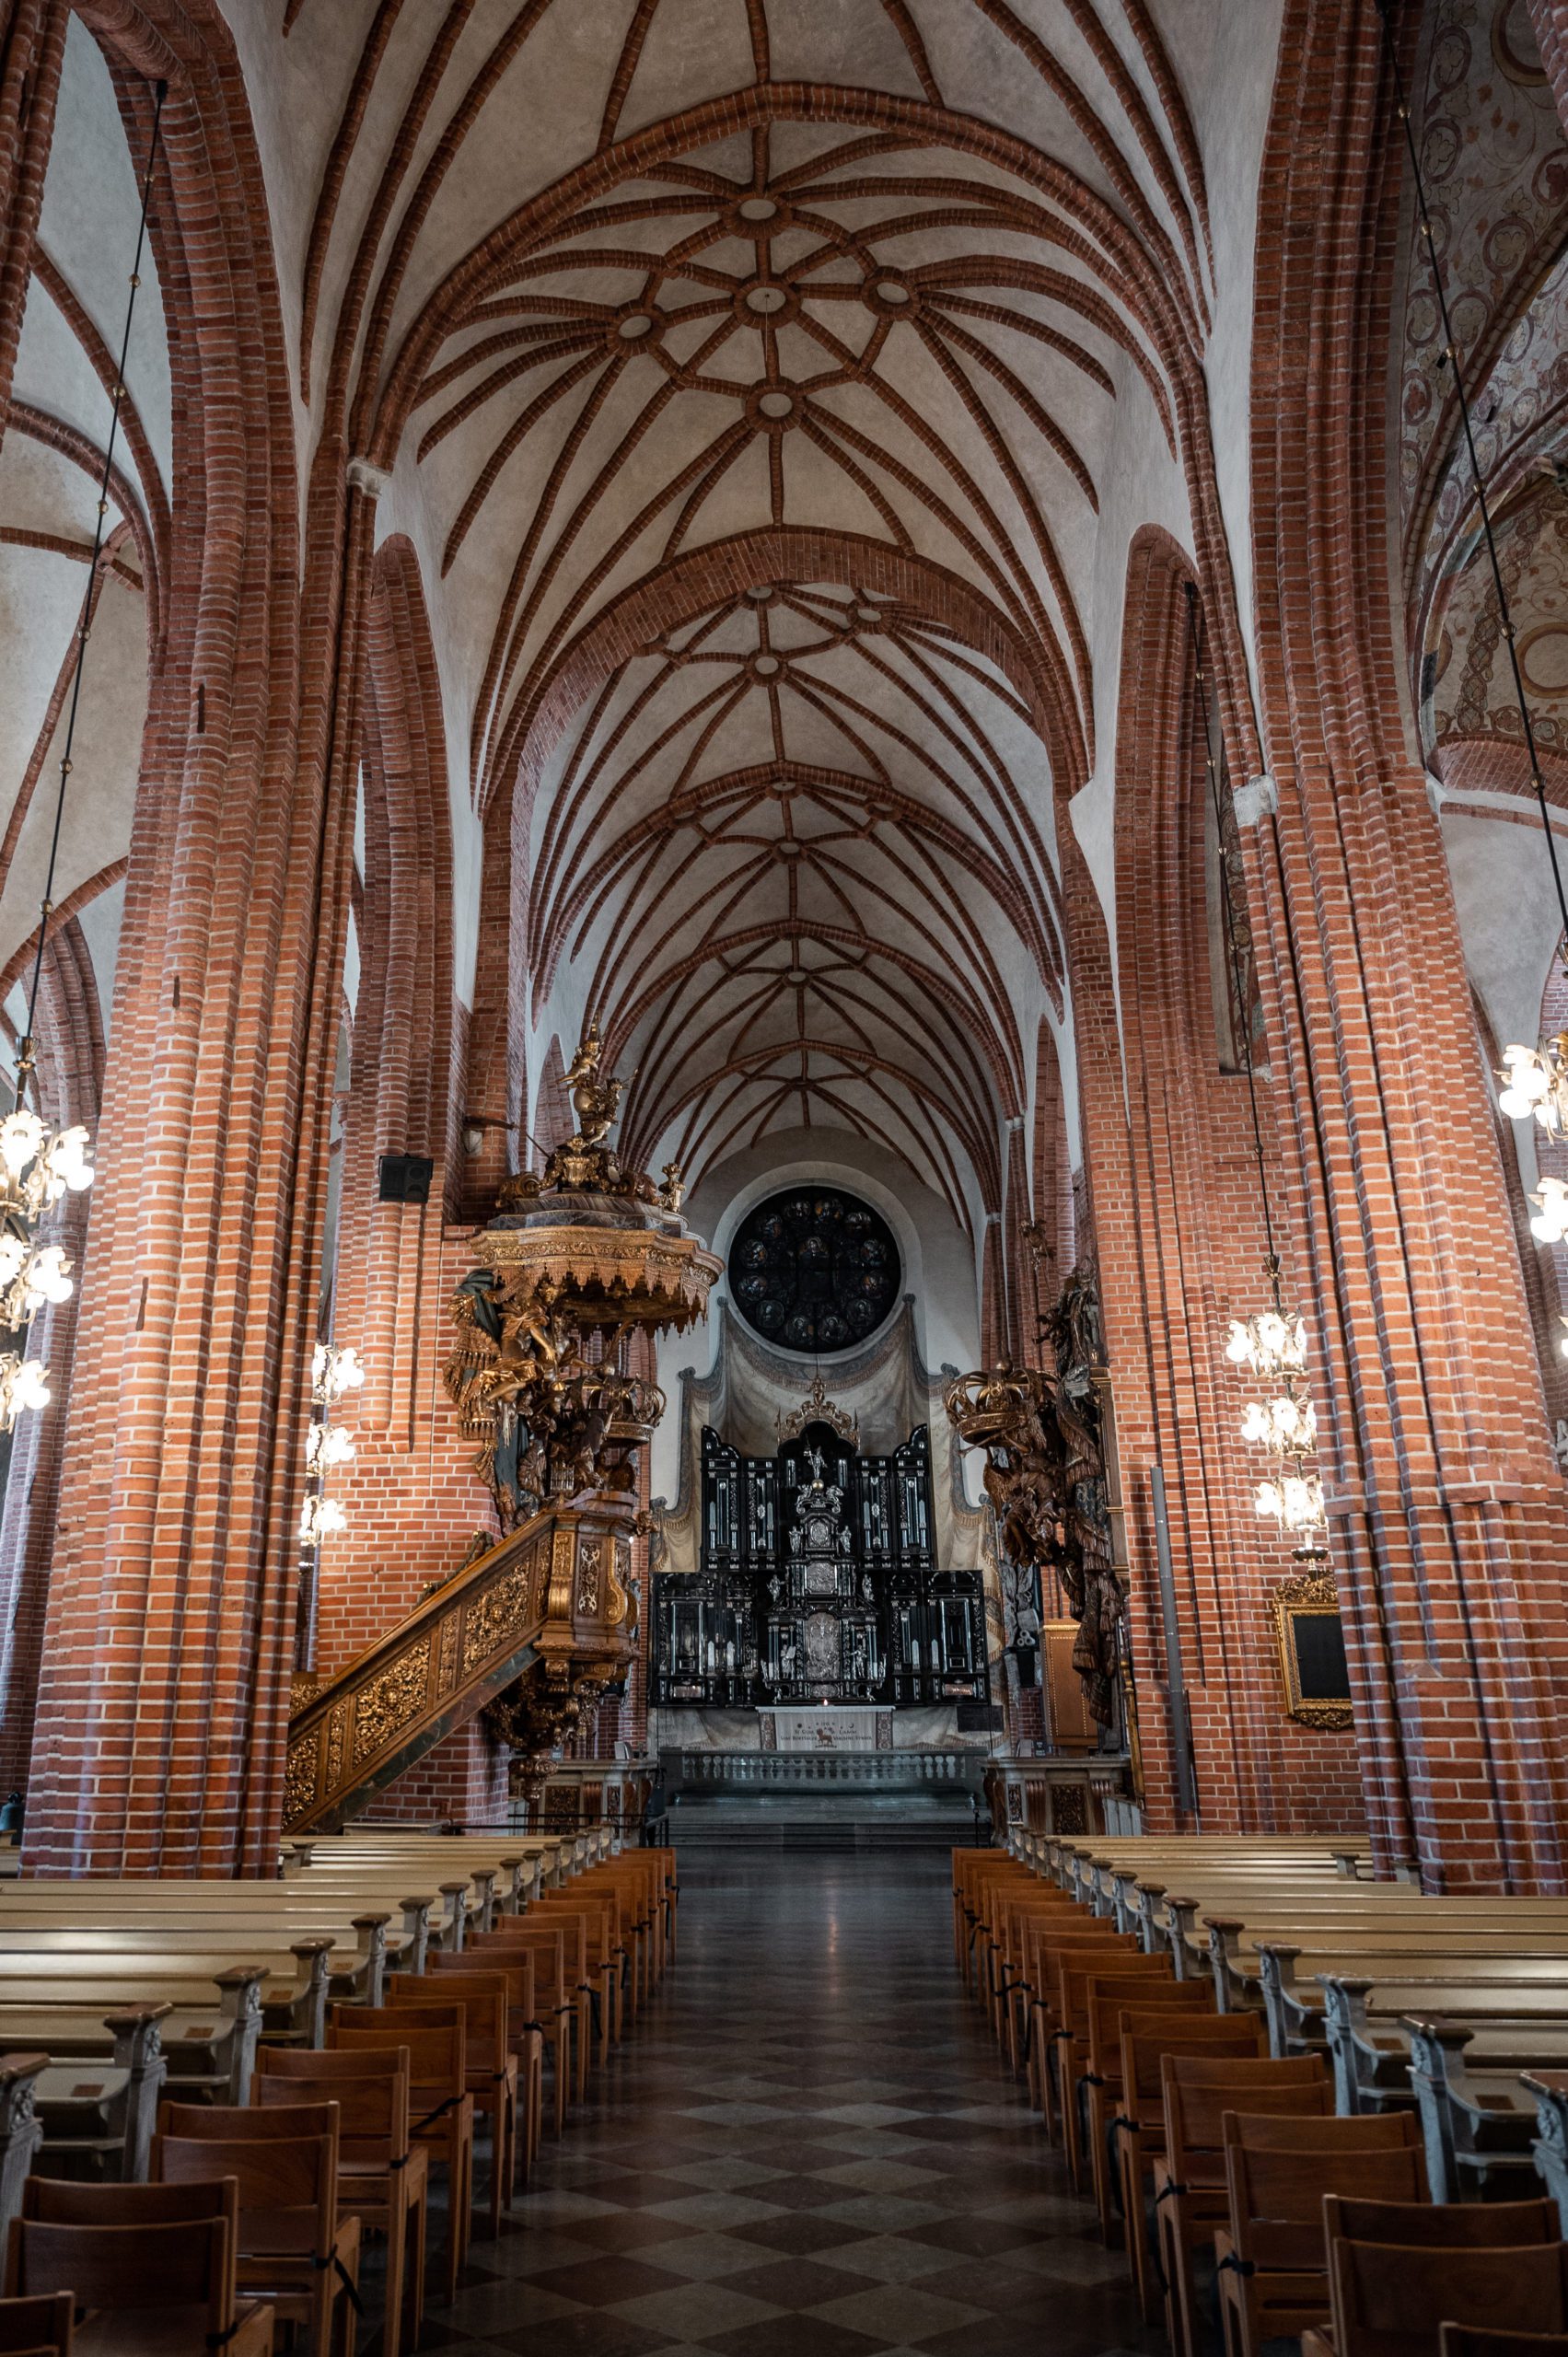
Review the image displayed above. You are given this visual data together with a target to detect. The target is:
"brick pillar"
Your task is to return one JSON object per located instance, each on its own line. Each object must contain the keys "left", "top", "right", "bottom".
{"left": 19, "top": 27, "right": 356, "bottom": 1877}
{"left": 1244, "top": 0, "right": 1568, "bottom": 1890}
{"left": 1063, "top": 530, "right": 1364, "bottom": 1840}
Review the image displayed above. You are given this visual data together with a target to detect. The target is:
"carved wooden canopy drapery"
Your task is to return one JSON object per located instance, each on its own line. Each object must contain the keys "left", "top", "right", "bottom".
{"left": 946, "top": 1263, "right": 1122, "bottom": 1725}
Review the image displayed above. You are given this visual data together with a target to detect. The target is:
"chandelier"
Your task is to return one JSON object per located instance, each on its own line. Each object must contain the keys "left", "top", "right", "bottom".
{"left": 0, "top": 1112, "right": 94, "bottom": 1425}
{"left": 1225, "top": 1275, "right": 1327, "bottom": 1547}
{"left": 1499, "top": 1038, "right": 1568, "bottom": 1137}
{"left": 299, "top": 1342, "right": 365, "bottom": 1548}
{"left": 0, "top": 87, "right": 165, "bottom": 1436}
{"left": 1187, "top": 585, "right": 1328, "bottom": 1556}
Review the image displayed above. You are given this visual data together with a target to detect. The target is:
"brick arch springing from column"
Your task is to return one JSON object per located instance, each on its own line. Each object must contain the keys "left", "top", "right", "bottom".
{"left": 306, "top": 535, "right": 486, "bottom": 1722}
{"left": 1031, "top": 1022, "right": 1074, "bottom": 1289}
{"left": 0, "top": 916, "right": 104, "bottom": 1793}
{"left": 1246, "top": 0, "right": 1568, "bottom": 1889}
{"left": 21, "top": 0, "right": 314, "bottom": 1877}
{"left": 329, "top": 537, "right": 456, "bottom": 1444}
{"left": 1002, "top": 1120, "right": 1030, "bottom": 1368}
{"left": 1090, "top": 525, "right": 1361, "bottom": 1836}
{"left": 0, "top": 0, "right": 67, "bottom": 447}
{"left": 530, "top": 1039, "right": 574, "bottom": 1170}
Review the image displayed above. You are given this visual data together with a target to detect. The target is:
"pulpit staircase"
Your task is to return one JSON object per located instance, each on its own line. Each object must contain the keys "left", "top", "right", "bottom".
{"left": 283, "top": 1505, "right": 633, "bottom": 1834}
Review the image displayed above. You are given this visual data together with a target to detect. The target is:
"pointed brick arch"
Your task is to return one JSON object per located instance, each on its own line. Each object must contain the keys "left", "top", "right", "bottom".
{"left": 1247, "top": 0, "right": 1568, "bottom": 1887}
{"left": 331, "top": 536, "right": 456, "bottom": 1438}
{"left": 1089, "top": 526, "right": 1359, "bottom": 1833}
{"left": 22, "top": 1, "right": 310, "bottom": 1876}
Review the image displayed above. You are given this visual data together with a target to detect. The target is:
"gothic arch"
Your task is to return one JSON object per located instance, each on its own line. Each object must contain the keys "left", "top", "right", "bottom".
{"left": 24, "top": 0, "right": 307, "bottom": 1875}
{"left": 331, "top": 536, "right": 457, "bottom": 1443}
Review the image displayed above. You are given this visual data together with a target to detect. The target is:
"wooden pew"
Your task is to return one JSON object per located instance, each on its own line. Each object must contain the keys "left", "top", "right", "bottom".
{"left": 0, "top": 2053, "right": 45, "bottom": 2249}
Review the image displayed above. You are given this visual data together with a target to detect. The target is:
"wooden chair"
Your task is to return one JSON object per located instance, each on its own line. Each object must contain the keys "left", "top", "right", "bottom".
{"left": 1049, "top": 1952, "right": 1179, "bottom": 2157}
{"left": 996, "top": 1895, "right": 1086, "bottom": 2064}
{"left": 1322, "top": 2195, "right": 1559, "bottom": 2249}
{"left": 5, "top": 2177, "right": 273, "bottom": 2356}
{"left": 550, "top": 1898, "right": 616, "bottom": 2082}
{"left": 1313, "top": 2238, "right": 1568, "bottom": 2357}
{"left": 0, "top": 2292, "right": 73, "bottom": 2353}
{"left": 385, "top": 1977, "right": 517, "bottom": 2235}
{"left": 468, "top": 1923, "right": 574, "bottom": 2131}
{"left": 253, "top": 2046, "right": 425, "bottom": 2357}
{"left": 489, "top": 1910, "right": 598, "bottom": 2096}
{"left": 1154, "top": 2052, "right": 1330, "bottom": 2357}
{"left": 1215, "top": 2111, "right": 1427, "bottom": 2357}
{"left": 1071, "top": 1971, "right": 1212, "bottom": 2197}
{"left": 154, "top": 2099, "right": 362, "bottom": 2354}
{"left": 1021, "top": 1927, "right": 1142, "bottom": 2111}
{"left": 1110, "top": 2009, "right": 1266, "bottom": 2311}
{"left": 328, "top": 2006, "right": 472, "bottom": 2303}
{"left": 424, "top": 1946, "right": 543, "bottom": 2179}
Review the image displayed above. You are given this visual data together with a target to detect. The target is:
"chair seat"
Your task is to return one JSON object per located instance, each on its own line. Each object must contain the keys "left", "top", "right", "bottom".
{"left": 73, "top": 2297, "right": 274, "bottom": 2356}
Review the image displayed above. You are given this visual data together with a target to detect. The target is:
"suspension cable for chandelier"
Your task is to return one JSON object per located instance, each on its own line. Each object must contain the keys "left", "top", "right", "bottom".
{"left": 1184, "top": 587, "right": 1326, "bottom": 1553}
{"left": 1375, "top": 5, "right": 1568, "bottom": 1249}
{"left": 0, "top": 80, "right": 166, "bottom": 1432}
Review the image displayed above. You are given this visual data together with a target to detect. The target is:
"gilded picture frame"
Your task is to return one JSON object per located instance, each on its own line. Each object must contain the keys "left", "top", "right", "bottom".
{"left": 1272, "top": 1570, "right": 1353, "bottom": 1732}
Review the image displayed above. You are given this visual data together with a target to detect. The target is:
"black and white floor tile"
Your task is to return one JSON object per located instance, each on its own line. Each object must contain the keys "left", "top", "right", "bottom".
{"left": 360, "top": 1851, "right": 1165, "bottom": 2357}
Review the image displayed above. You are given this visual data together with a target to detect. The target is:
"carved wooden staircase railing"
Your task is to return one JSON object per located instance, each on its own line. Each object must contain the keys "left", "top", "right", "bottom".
{"left": 283, "top": 1507, "right": 635, "bottom": 1834}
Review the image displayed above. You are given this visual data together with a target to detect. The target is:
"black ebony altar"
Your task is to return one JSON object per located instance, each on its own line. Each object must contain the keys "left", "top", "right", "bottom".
{"left": 651, "top": 1417, "right": 990, "bottom": 1711}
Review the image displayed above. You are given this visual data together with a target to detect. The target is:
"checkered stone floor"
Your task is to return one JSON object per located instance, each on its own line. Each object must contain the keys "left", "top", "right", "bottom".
{"left": 364, "top": 1849, "right": 1165, "bottom": 2356}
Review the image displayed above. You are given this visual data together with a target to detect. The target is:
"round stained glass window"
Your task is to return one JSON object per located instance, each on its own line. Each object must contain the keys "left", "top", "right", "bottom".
{"left": 727, "top": 1188, "right": 901, "bottom": 1354}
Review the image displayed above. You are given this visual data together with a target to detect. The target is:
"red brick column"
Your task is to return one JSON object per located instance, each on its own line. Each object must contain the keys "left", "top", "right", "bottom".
{"left": 19, "top": 12, "right": 350, "bottom": 1877}
{"left": 1067, "top": 531, "right": 1365, "bottom": 1838}
{"left": 1244, "top": 0, "right": 1568, "bottom": 1890}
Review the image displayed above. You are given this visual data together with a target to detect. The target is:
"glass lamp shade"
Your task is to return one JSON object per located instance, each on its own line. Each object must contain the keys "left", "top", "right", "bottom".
{"left": 1240, "top": 1390, "right": 1318, "bottom": 1456}
{"left": 1531, "top": 1176, "right": 1568, "bottom": 1245}
{"left": 312, "top": 1342, "right": 366, "bottom": 1405}
{"left": 1254, "top": 1469, "right": 1326, "bottom": 1535}
{"left": 1225, "top": 1308, "right": 1309, "bottom": 1380}
{"left": 1500, "top": 1039, "right": 1568, "bottom": 1136}
{"left": 0, "top": 1353, "right": 51, "bottom": 1429}
{"left": 307, "top": 1422, "right": 355, "bottom": 1471}
{"left": 300, "top": 1494, "right": 349, "bottom": 1545}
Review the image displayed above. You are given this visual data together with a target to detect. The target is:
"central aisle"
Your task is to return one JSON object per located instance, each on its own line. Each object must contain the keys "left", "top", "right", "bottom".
{"left": 413, "top": 1852, "right": 1164, "bottom": 2357}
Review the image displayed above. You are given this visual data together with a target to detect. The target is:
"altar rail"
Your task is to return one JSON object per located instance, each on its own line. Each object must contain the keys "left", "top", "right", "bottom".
{"left": 677, "top": 1749, "right": 977, "bottom": 1789}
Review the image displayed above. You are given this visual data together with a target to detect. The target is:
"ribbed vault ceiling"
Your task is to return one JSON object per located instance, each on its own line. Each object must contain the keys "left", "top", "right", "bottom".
{"left": 528, "top": 575, "right": 1061, "bottom": 1226}
{"left": 256, "top": 0, "right": 1219, "bottom": 1219}
{"left": 8, "top": 0, "right": 1245, "bottom": 1225}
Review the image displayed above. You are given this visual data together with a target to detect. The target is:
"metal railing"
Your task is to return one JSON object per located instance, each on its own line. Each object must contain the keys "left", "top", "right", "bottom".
{"left": 678, "top": 1748, "right": 975, "bottom": 1787}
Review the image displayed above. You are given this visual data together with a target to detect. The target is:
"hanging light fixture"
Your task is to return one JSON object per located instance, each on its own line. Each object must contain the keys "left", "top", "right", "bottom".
{"left": 1188, "top": 588, "right": 1329, "bottom": 1556}
{"left": 1374, "top": 8, "right": 1568, "bottom": 1210}
{"left": 298, "top": 1341, "right": 365, "bottom": 1547}
{"left": 0, "top": 81, "right": 166, "bottom": 1435}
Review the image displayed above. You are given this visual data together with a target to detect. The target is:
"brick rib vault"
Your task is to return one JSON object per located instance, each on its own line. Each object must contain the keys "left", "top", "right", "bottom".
{"left": 0, "top": 0, "right": 1563, "bottom": 1882}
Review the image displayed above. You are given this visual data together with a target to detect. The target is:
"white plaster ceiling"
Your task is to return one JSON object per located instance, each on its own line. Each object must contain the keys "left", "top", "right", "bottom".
{"left": 239, "top": 0, "right": 1231, "bottom": 1220}
{"left": 0, "top": 19, "right": 167, "bottom": 1076}
{"left": 527, "top": 575, "right": 1063, "bottom": 1228}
